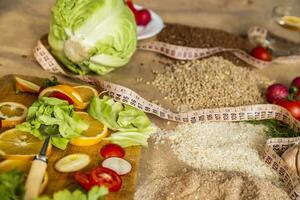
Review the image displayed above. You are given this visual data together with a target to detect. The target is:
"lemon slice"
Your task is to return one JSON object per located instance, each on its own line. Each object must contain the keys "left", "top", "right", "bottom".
{"left": 0, "top": 129, "right": 52, "bottom": 160}
{"left": 73, "top": 85, "right": 98, "bottom": 107}
{"left": 15, "top": 76, "right": 41, "bottom": 94}
{"left": 0, "top": 159, "right": 31, "bottom": 173}
{"left": 281, "top": 16, "right": 300, "bottom": 29}
{"left": 0, "top": 102, "right": 27, "bottom": 128}
{"left": 70, "top": 112, "right": 108, "bottom": 146}
{"left": 54, "top": 153, "right": 91, "bottom": 173}
{"left": 39, "top": 85, "right": 85, "bottom": 110}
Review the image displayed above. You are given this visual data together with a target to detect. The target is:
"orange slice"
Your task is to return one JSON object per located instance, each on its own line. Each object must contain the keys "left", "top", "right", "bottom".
{"left": 0, "top": 129, "right": 52, "bottom": 160}
{"left": 15, "top": 76, "right": 41, "bottom": 94}
{"left": 0, "top": 102, "right": 27, "bottom": 128}
{"left": 73, "top": 85, "right": 98, "bottom": 107}
{"left": 70, "top": 112, "right": 108, "bottom": 146}
{"left": 0, "top": 159, "right": 31, "bottom": 173}
{"left": 39, "top": 85, "right": 85, "bottom": 110}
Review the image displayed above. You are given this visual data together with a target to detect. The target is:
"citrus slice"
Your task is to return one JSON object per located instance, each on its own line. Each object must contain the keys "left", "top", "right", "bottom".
{"left": 0, "top": 159, "right": 31, "bottom": 173}
{"left": 0, "top": 102, "right": 27, "bottom": 128}
{"left": 73, "top": 85, "right": 98, "bottom": 107}
{"left": 70, "top": 112, "right": 108, "bottom": 146}
{"left": 15, "top": 76, "right": 41, "bottom": 94}
{"left": 39, "top": 85, "right": 85, "bottom": 110}
{"left": 0, "top": 129, "right": 52, "bottom": 160}
{"left": 54, "top": 153, "right": 91, "bottom": 173}
{"left": 281, "top": 16, "right": 300, "bottom": 29}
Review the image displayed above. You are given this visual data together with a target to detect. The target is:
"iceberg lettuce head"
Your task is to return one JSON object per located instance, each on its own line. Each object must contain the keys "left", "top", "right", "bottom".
{"left": 48, "top": 0, "right": 137, "bottom": 75}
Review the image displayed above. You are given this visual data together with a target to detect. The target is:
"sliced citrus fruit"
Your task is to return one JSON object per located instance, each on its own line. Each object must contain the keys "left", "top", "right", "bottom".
{"left": 15, "top": 76, "right": 41, "bottom": 94}
{"left": 39, "top": 85, "right": 85, "bottom": 110}
{"left": 281, "top": 16, "right": 300, "bottom": 29}
{"left": 0, "top": 159, "right": 31, "bottom": 173}
{"left": 73, "top": 85, "right": 98, "bottom": 107}
{"left": 0, "top": 102, "right": 27, "bottom": 128}
{"left": 55, "top": 153, "right": 91, "bottom": 173}
{"left": 0, "top": 129, "right": 52, "bottom": 160}
{"left": 70, "top": 112, "right": 108, "bottom": 146}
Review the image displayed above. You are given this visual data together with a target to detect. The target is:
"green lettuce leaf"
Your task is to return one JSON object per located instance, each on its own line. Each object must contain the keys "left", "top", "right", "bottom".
{"left": 16, "top": 97, "right": 88, "bottom": 150}
{"left": 48, "top": 0, "right": 137, "bottom": 75}
{"left": 88, "top": 96, "right": 156, "bottom": 147}
{"left": 35, "top": 186, "right": 108, "bottom": 200}
{"left": 0, "top": 170, "right": 25, "bottom": 200}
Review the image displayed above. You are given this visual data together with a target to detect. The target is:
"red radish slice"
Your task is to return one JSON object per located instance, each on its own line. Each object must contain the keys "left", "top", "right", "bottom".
{"left": 100, "top": 144, "right": 125, "bottom": 158}
{"left": 102, "top": 157, "right": 132, "bottom": 176}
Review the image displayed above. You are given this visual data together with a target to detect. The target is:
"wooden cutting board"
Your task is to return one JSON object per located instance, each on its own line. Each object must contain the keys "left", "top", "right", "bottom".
{"left": 0, "top": 74, "right": 141, "bottom": 200}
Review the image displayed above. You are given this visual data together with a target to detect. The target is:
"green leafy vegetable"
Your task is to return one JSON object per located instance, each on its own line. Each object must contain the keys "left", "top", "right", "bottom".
{"left": 48, "top": 0, "right": 137, "bottom": 75}
{"left": 0, "top": 170, "right": 25, "bottom": 200}
{"left": 16, "top": 97, "right": 88, "bottom": 150}
{"left": 43, "top": 76, "right": 59, "bottom": 88}
{"left": 247, "top": 119, "right": 299, "bottom": 138}
{"left": 88, "top": 96, "right": 156, "bottom": 147}
{"left": 36, "top": 186, "right": 108, "bottom": 200}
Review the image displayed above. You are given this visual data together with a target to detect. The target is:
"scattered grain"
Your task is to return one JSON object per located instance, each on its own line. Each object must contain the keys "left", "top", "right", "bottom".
{"left": 152, "top": 122, "right": 278, "bottom": 182}
{"left": 151, "top": 56, "right": 272, "bottom": 112}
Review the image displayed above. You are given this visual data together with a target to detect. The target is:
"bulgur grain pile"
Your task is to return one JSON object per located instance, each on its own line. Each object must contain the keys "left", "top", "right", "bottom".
{"left": 135, "top": 170, "right": 289, "bottom": 200}
{"left": 151, "top": 56, "right": 272, "bottom": 112}
{"left": 153, "top": 122, "right": 278, "bottom": 182}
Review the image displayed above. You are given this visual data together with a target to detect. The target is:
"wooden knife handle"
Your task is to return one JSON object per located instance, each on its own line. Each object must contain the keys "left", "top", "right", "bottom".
{"left": 24, "top": 156, "right": 47, "bottom": 200}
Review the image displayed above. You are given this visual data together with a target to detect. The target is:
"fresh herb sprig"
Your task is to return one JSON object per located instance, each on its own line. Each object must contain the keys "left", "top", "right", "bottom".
{"left": 247, "top": 119, "right": 299, "bottom": 138}
{"left": 0, "top": 170, "right": 25, "bottom": 200}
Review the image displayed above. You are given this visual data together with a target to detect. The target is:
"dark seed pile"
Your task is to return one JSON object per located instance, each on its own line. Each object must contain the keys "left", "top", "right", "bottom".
{"left": 157, "top": 23, "right": 253, "bottom": 67}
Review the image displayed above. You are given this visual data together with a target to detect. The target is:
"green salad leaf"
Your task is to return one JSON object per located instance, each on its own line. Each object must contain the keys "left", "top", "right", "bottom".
{"left": 48, "top": 0, "right": 137, "bottom": 75}
{"left": 0, "top": 170, "right": 25, "bottom": 200}
{"left": 88, "top": 96, "right": 156, "bottom": 147}
{"left": 36, "top": 186, "right": 108, "bottom": 200}
{"left": 16, "top": 97, "right": 88, "bottom": 150}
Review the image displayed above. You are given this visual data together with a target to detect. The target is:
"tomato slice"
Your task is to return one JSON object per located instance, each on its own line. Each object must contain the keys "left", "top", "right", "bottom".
{"left": 49, "top": 92, "right": 74, "bottom": 105}
{"left": 100, "top": 144, "right": 125, "bottom": 158}
{"left": 74, "top": 172, "right": 93, "bottom": 191}
{"left": 90, "top": 167, "right": 122, "bottom": 192}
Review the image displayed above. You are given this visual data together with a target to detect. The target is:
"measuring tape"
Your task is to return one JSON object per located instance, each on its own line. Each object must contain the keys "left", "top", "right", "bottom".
{"left": 34, "top": 27, "right": 300, "bottom": 198}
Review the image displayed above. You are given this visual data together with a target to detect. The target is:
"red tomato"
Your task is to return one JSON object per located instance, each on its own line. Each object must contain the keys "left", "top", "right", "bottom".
{"left": 74, "top": 172, "right": 93, "bottom": 191}
{"left": 250, "top": 46, "right": 272, "bottom": 61}
{"left": 275, "top": 99, "right": 300, "bottom": 121}
{"left": 90, "top": 167, "right": 122, "bottom": 192}
{"left": 100, "top": 144, "right": 125, "bottom": 158}
{"left": 49, "top": 92, "right": 74, "bottom": 105}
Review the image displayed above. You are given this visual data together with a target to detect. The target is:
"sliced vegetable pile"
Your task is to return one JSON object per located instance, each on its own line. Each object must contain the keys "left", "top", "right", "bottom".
{"left": 266, "top": 76, "right": 300, "bottom": 121}
{"left": 0, "top": 76, "right": 156, "bottom": 198}
{"left": 88, "top": 96, "right": 156, "bottom": 147}
{"left": 74, "top": 144, "right": 132, "bottom": 192}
